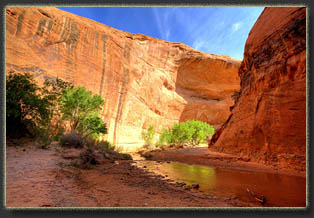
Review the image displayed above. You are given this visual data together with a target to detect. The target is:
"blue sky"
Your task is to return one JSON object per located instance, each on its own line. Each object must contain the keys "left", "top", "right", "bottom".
{"left": 57, "top": 7, "right": 264, "bottom": 60}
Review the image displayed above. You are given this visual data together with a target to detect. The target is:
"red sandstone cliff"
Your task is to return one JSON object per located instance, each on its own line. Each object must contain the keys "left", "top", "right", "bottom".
{"left": 210, "top": 7, "right": 306, "bottom": 171}
{"left": 6, "top": 7, "right": 240, "bottom": 151}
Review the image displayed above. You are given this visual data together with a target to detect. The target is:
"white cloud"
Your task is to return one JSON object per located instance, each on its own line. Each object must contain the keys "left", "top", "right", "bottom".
{"left": 152, "top": 7, "right": 164, "bottom": 39}
{"left": 165, "top": 29, "right": 170, "bottom": 41}
{"left": 192, "top": 39, "right": 206, "bottom": 51}
{"left": 152, "top": 7, "right": 174, "bottom": 41}
{"left": 231, "top": 22, "right": 242, "bottom": 33}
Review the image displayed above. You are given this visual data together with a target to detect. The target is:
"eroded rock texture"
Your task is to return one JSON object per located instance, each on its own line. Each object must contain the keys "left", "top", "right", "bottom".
{"left": 6, "top": 7, "right": 240, "bottom": 151}
{"left": 210, "top": 7, "right": 306, "bottom": 171}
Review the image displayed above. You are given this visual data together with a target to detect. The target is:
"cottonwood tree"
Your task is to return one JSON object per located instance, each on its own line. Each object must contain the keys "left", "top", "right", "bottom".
{"left": 59, "top": 86, "right": 107, "bottom": 138}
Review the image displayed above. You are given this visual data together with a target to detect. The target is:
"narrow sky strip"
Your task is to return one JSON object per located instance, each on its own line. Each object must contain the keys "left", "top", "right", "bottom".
{"left": 57, "top": 7, "right": 264, "bottom": 60}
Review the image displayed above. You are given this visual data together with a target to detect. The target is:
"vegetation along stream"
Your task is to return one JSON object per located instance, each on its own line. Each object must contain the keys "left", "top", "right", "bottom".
{"left": 134, "top": 160, "right": 306, "bottom": 207}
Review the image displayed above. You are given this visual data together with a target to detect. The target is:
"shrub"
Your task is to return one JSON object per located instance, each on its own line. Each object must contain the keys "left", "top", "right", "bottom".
{"left": 120, "top": 153, "right": 133, "bottom": 160}
{"left": 141, "top": 152, "right": 153, "bottom": 159}
{"left": 79, "top": 148, "right": 98, "bottom": 169}
{"left": 83, "top": 138, "right": 133, "bottom": 162}
{"left": 97, "top": 140, "right": 116, "bottom": 153}
{"left": 141, "top": 125, "right": 156, "bottom": 148}
{"left": 59, "top": 131, "right": 84, "bottom": 148}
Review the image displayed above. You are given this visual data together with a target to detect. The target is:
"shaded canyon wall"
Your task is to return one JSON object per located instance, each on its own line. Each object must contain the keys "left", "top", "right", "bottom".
{"left": 6, "top": 7, "right": 241, "bottom": 151}
{"left": 210, "top": 7, "right": 306, "bottom": 171}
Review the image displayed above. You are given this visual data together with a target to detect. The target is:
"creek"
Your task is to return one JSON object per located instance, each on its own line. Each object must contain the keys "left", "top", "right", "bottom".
{"left": 133, "top": 159, "right": 306, "bottom": 207}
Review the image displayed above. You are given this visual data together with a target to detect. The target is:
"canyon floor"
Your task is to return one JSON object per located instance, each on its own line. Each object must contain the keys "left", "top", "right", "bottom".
{"left": 5, "top": 138, "right": 305, "bottom": 208}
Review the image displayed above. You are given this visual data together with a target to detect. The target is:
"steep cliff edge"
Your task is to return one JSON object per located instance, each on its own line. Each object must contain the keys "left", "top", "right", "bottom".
{"left": 210, "top": 7, "right": 306, "bottom": 171}
{"left": 6, "top": 7, "right": 240, "bottom": 151}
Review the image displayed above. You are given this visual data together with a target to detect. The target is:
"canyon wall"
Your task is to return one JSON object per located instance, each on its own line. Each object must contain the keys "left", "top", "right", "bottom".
{"left": 6, "top": 7, "right": 240, "bottom": 151}
{"left": 210, "top": 7, "right": 306, "bottom": 171}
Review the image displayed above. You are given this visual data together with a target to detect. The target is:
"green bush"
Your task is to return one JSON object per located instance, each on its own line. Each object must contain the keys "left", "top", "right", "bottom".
{"left": 141, "top": 125, "right": 156, "bottom": 148}
{"left": 158, "top": 120, "right": 215, "bottom": 147}
{"left": 156, "top": 128, "right": 173, "bottom": 148}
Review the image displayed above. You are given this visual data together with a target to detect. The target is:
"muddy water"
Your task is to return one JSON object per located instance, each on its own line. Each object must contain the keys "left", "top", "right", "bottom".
{"left": 134, "top": 160, "right": 306, "bottom": 207}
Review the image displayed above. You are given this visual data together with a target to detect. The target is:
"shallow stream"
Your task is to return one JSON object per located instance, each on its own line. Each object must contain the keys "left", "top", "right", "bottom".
{"left": 134, "top": 160, "right": 306, "bottom": 207}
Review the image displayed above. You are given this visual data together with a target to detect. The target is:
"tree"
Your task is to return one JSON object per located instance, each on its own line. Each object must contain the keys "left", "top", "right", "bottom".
{"left": 185, "top": 120, "right": 215, "bottom": 146}
{"left": 6, "top": 71, "right": 50, "bottom": 138}
{"left": 6, "top": 71, "right": 107, "bottom": 143}
{"left": 41, "top": 77, "right": 74, "bottom": 138}
{"left": 157, "top": 128, "right": 173, "bottom": 147}
{"left": 59, "top": 86, "right": 105, "bottom": 136}
{"left": 77, "top": 113, "right": 107, "bottom": 139}
{"left": 171, "top": 122, "right": 193, "bottom": 145}
{"left": 163, "top": 120, "right": 215, "bottom": 146}
{"left": 141, "top": 125, "right": 156, "bottom": 148}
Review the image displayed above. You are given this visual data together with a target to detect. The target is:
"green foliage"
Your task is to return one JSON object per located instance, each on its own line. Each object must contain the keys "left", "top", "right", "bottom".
{"left": 171, "top": 122, "right": 194, "bottom": 145}
{"left": 59, "top": 86, "right": 105, "bottom": 137}
{"left": 6, "top": 71, "right": 75, "bottom": 141}
{"left": 41, "top": 77, "right": 73, "bottom": 138}
{"left": 141, "top": 125, "right": 156, "bottom": 148}
{"left": 156, "top": 128, "right": 173, "bottom": 148}
{"left": 6, "top": 71, "right": 108, "bottom": 147}
{"left": 185, "top": 120, "right": 215, "bottom": 146}
{"left": 6, "top": 71, "right": 49, "bottom": 138}
{"left": 159, "top": 120, "right": 215, "bottom": 147}
{"left": 77, "top": 114, "right": 107, "bottom": 139}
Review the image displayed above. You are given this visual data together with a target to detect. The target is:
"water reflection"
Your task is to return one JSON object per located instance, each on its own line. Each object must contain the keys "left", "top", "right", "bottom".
{"left": 135, "top": 161, "right": 306, "bottom": 207}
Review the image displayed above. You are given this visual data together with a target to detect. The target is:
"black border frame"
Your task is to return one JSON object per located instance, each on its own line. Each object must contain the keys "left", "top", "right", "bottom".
{"left": 0, "top": 0, "right": 312, "bottom": 217}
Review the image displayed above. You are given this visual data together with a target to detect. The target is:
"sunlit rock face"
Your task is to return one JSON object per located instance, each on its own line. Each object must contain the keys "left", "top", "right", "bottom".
{"left": 6, "top": 7, "right": 240, "bottom": 151}
{"left": 210, "top": 7, "right": 306, "bottom": 171}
